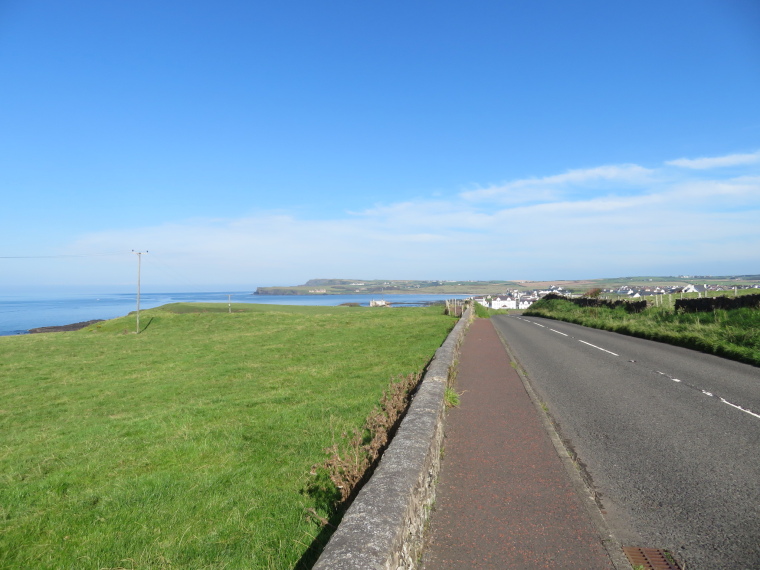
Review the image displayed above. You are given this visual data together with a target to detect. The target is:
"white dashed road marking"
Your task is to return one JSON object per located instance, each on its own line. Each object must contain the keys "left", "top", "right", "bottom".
{"left": 578, "top": 340, "right": 619, "bottom": 356}
{"left": 515, "top": 317, "right": 760, "bottom": 422}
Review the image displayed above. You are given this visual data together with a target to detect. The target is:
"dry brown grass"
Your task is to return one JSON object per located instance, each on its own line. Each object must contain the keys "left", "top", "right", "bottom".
{"left": 310, "top": 372, "right": 421, "bottom": 506}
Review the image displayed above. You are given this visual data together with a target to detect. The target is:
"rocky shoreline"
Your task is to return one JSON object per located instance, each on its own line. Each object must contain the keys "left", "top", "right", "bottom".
{"left": 28, "top": 320, "right": 104, "bottom": 334}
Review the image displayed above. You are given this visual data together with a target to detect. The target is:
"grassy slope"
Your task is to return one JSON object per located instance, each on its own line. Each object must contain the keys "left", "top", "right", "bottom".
{"left": 472, "top": 303, "right": 509, "bottom": 319}
{"left": 0, "top": 303, "right": 456, "bottom": 569}
{"left": 525, "top": 298, "right": 760, "bottom": 367}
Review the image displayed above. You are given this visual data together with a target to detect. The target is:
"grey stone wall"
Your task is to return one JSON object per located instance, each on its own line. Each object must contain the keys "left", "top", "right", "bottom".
{"left": 312, "top": 306, "right": 472, "bottom": 570}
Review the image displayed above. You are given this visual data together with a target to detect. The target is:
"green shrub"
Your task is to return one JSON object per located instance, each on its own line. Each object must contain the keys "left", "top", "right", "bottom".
{"left": 474, "top": 302, "right": 491, "bottom": 318}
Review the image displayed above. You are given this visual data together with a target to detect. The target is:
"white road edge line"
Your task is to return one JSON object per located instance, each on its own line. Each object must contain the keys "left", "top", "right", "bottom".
{"left": 720, "top": 398, "right": 760, "bottom": 420}
{"left": 550, "top": 328, "right": 568, "bottom": 336}
{"left": 578, "top": 340, "right": 619, "bottom": 356}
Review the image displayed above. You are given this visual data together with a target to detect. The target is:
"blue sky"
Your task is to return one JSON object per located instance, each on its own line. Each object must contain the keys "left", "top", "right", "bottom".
{"left": 1, "top": 0, "right": 759, "bottom": 290}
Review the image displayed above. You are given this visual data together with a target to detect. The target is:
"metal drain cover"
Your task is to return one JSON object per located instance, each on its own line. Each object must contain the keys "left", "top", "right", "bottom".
{"left": 623, "top": 547, "right": 682, "bottom": 569}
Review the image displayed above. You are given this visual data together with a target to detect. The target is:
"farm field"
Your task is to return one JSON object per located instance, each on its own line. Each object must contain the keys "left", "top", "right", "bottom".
{"left": 255, "top": 275, "right": 760, "bottom": 296}
{"left": 0, "top": 303, "right": 457, "bottom": 569}
{"left": 525, "top": 295, "right": 760, "bottom": 366}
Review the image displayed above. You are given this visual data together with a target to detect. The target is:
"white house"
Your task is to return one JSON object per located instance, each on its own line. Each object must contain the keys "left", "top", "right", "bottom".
{"left": 518, "top": 296, "right": 535, "bottom": 309}
{"left": 490, "top": 296, "right": 517, "bottom": 310}
{"left": 682, "top": 284, "right": 706, "bottom": 294}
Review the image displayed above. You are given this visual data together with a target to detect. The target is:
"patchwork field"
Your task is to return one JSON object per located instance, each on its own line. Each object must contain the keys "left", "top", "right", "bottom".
{"left": 255, "top": 275, "right": 760, "bottom": 296}
{"left": 0, "top": 303, "right": 456, "bottom": 569}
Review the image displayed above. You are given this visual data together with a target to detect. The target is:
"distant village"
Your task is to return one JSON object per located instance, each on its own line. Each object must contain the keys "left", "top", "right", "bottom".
{"left": 473, "top": 283, "right": 760, "bottom": 311}
{"left": 473, "top": 285, "right": 565, "bottom": 310}
{"left": 603, "top": 283, "right": 759, "bottom": 298}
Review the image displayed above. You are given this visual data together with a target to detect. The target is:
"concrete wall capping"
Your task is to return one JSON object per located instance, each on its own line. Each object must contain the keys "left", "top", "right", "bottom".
{"left": 313, "top": 306, "right": 473, "bottom": 570}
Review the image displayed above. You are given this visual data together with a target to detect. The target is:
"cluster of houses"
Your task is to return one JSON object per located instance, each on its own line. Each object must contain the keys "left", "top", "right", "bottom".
{"left": 607, "top": 283, "right": 760, "bottom": 298}
{"left": 472, "top": 283, "right": 760, "bottom": 310}
{"left": 609, "top": 285, "right": 689, "bottom": 298}
{"left": 472, "top": 285, "right": 568, "bottom": 310}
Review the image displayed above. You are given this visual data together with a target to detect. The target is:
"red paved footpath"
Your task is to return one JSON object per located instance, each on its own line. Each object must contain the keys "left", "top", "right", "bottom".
{"left": 422, "top": 319, "right": 615, "bottom": 569}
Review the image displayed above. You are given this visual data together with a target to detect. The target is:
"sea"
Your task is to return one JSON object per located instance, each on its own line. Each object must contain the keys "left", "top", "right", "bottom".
{"left": 0, "top": 290, "right": 473, "bottom": 336}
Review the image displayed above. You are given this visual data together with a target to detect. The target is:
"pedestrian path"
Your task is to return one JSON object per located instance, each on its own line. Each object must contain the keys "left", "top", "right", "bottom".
{"left": 422, "top": 318, "right": 615, "bottom": 569}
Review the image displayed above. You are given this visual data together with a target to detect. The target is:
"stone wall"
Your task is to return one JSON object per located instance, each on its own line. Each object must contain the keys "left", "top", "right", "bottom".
{"left": 312, "top": 306, "right": 472, "bottom": 570}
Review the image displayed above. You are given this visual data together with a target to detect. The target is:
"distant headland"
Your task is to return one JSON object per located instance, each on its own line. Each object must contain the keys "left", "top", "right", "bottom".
{"left": 254, "top": 275, "right": 760, "bottom": 296}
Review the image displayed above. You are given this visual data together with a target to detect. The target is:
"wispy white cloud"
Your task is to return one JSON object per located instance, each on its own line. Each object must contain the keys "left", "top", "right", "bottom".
{"left": 460, "top": 164, "right": 654, "bottom": 203}
{"left": 665, "top": 150, "right": 760, "bottom": 170}
{"left": 49, "top": 152, "right": 760, "bottom": 286}
{"left": 667, "top": 176, "right": 760, "bottom": 203}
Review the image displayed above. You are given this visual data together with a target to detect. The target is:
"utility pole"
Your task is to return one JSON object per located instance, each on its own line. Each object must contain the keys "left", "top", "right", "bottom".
{"left": 132, "top": 251, "right": 148, "bottom": 333}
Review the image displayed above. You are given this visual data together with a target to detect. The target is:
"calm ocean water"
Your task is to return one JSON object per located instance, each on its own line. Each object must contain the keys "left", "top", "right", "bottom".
{"left": 0, "top": 291, "right": 472, "bottom": 336}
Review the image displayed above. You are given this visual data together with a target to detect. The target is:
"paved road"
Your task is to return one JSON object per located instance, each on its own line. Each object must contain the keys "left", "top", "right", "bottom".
{"left": 491, "top": 315, "right": 760, "bottom": 570}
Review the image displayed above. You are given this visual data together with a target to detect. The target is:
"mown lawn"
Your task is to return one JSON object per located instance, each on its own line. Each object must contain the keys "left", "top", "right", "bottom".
{"left": 0, "top": 303, "right": 456, "bottom": 569}
{"left": 525, "top": 298, "right": 760, "bottom": 366}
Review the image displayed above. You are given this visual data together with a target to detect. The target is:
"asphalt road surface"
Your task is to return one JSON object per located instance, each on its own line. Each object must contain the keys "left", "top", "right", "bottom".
{"left": 491, "top": 314, "right": 760, "bottom": 570}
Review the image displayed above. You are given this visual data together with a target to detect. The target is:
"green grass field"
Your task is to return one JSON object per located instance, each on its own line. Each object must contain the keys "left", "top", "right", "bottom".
{"left": 0, "top": 303, "right": 456, "bottom": 569}
{"left": 525, "top": 296, "right": 760, "bottom": 366}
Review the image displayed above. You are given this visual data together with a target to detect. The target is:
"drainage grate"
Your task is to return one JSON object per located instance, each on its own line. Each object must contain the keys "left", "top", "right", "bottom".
{"left": 623, "top": 547, "right": 682, "bottom": 570}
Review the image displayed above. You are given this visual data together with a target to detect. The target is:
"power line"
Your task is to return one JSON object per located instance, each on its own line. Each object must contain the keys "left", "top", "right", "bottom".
{"left": 0, "top": 253, "right": 127, "bottom": 259}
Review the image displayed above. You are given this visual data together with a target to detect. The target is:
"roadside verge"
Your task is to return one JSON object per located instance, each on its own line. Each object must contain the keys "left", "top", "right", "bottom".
{"left": 312, "top": 305, "right": 473, "bottom": 570}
